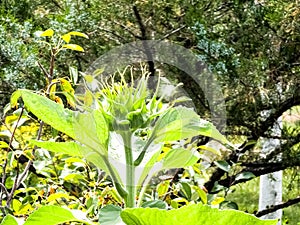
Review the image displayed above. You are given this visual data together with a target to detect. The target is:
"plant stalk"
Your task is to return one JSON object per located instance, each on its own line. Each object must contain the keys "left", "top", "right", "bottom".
{"left": 122, "top": 131, "right": 136, "bottom": 208}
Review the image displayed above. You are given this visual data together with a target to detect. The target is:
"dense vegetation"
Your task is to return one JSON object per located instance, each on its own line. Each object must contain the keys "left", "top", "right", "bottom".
{"left": 0, "top": 0, "right": 299, "bottom": 224}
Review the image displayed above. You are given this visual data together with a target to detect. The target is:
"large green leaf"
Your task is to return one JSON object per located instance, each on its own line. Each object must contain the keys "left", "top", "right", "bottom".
{"left": 17, "top": 90, "right": 75, "bottom": 138}
{"left": 151, "top": 106, "right": 229, "bottom": 145}
{"left": 17, "top": 90, "right": 108, "bottom": 155}
{"left": 0, "top": 214, "right": 18, "bottom": 225}
{"left": 121, "top": 204, "right": 277, "bottom": 225}
{"left": 23, "top": 205, "right": 93, "bottom": 225}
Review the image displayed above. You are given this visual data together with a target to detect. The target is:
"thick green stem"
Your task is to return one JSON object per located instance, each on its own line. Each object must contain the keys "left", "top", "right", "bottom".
{"left": 122, "top": 131, "right": 136, "bottom": 208}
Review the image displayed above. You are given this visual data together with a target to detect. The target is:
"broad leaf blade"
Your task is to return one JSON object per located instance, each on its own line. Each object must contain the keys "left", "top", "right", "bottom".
{"left": 162, "top": 148, "right": 199, "bottom": 169}
{"left": 152, "top": 106, "right": 229, "bottom": 145}
{"left": 121, "top": 204, "right": 277, "bottom": 225}
{"left": 19, "top": 90, "right": 75, "bottom": 139}
{"left": 23, "top": 205, "right": 89, "bottom": 225}
{"left": 0, "top": 214, "right": 18, "bottom": 225}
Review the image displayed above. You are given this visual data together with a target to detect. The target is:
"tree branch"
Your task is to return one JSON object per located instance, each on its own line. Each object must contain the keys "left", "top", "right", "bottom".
{"left": 132, "top": 4, "right": 156, "bottom": 77}
{"left": 255, "top": 196, "right": 300, "bottom": 217}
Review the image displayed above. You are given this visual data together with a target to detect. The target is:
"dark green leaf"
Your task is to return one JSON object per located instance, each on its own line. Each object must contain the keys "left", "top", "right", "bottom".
{"left": 214, "top": 160, "right": 231, "bottom": 172}
{"left": 235, "top": 172, "right": 256, "bottom": 181}
{"left": 180, "top": 182, "right": 192, "bottom": 200}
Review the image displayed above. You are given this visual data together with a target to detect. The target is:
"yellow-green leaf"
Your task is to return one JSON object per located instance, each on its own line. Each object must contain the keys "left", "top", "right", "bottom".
{"left": 39, "top": 29, "right": 54, "bottom": 37}
{"left": 62, "top": 44, "right": 84, "bottom": 52}
{"left": 211, "top": 197, "right": 225, "bottom": 205}
{"left": 68, "top": 31, "right": 89, "bottom": 39}
{"left": 10, "top": 90, "right": 21, "bottom": 108}
{"left": 0, "top": 141, "right": 9, "bottom": 149}
{"left": 84, "top": 90, "right": 94, "bottom": 107}
{"left": 84, "top": 74, "right": 94, "bottom": 83}
{"left": 47, "top": 193, "right": 70, "bottom": 202}
{"left": 59, "top": 78, "right": 75, "bottom": 95}
{"left": 62, "top": 33, "right": 71, "bottom": 43}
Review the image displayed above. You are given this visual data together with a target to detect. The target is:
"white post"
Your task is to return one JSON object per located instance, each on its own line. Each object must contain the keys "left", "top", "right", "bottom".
{"left": 258, "top": 117, "right": 282, "bottom": 225}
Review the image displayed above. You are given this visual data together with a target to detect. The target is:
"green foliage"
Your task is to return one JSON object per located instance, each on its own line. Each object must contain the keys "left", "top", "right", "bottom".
{"left": 120, "top": 203, "right": 277, "bottom": 225}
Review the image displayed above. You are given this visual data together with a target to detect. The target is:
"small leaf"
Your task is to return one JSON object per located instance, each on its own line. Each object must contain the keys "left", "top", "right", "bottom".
{"left": 99, "top": 205, "right": 124, "bottom": 225}
{"left": 47, "top": 193, "right": 70, "bottom": 202}
{"left": 62, "top": 33, "right": 71, "bottom": 43}
{"left": 198, "top": 145, "right": 221, "bottom": 156}
{"left": 211, "top": 197, "right": 225, "bottom": 205}
{"left": 141, "top": 200, "right": 167, "bottom": 209}
{"left": 214, "top": 160, "right": 230, "bottom": 172}
{"left": 59, "top": 78, "right": 75, "bottom": 95}
{"left": 84, "top": 74, "right": 94, "bottom": 83}
{"left": 10, "top": 90, "right": 21, "bottom": 108}
{"left": 68, "top": 31, "right": 89, "bottom": 39}
{"left": 62, "top": 44, "right": 84, "bottom": 52}
{"left": 39, "top": 29, "right": 54, "bottom": 37}
{"left": 93, "top": 68, "right": 105, "bottom": 77}
{"left": 84, "top": 90, "right": 94, "bottom": 107}
{"left": 180, "top": 182, "right": 192, "bottom": 200}
{"left": 157, "top": 180, "right": 170, "bottom": 197}
{"left": 69, "top": 66, "right": 78, "bottom": 84}
{"left": 235, "top": 172, "right": 256, "bottom": 181}
{"left": 0, "top": 141, "right": 9, "bottom": 149}
{"left": 193, "top": 186, "right": 207, "bottom": 204}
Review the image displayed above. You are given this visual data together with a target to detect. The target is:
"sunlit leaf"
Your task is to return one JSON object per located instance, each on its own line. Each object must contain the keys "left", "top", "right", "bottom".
{"left": 10, "top": 90, "right": 21, "bottom": 108}
{"left": 47, "top": 193, "right": 70, "bottom": 202}
{"left": 156, "top": 180, "right": 170, "bottom": 197}
{"left": 121, "top": 204, "right": 277, "bottom": 225}
{"left": 23, "top": 205, "right": 93, "bottom": 225}
{"left": 0, "top": 141, "right": 9, "bottom": 149}
{"left": 62, "top": 44, "right": 84, "bottom": 52}
{"left": 193, "top": 186, "right": 207, "bottom": 204}
{"left": 62, "top": 33, "right": 71, "bottom": 43}
{"left": 18, "top": 90, "right": 75, "bottom": 138}
{"left": 68, "top": 31, "right": 89, "bottom": 39}
{"left": 198, "top": 145, "right": 221, "bottom": 156}
{"left": 39, "top": 29, "right": 54, "bottom": 37}
{"left": 211, "top": 197, "right": 225, "bottom": 205}
{"left": 0, "top": 214, "right": 18, "bottom": 225}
